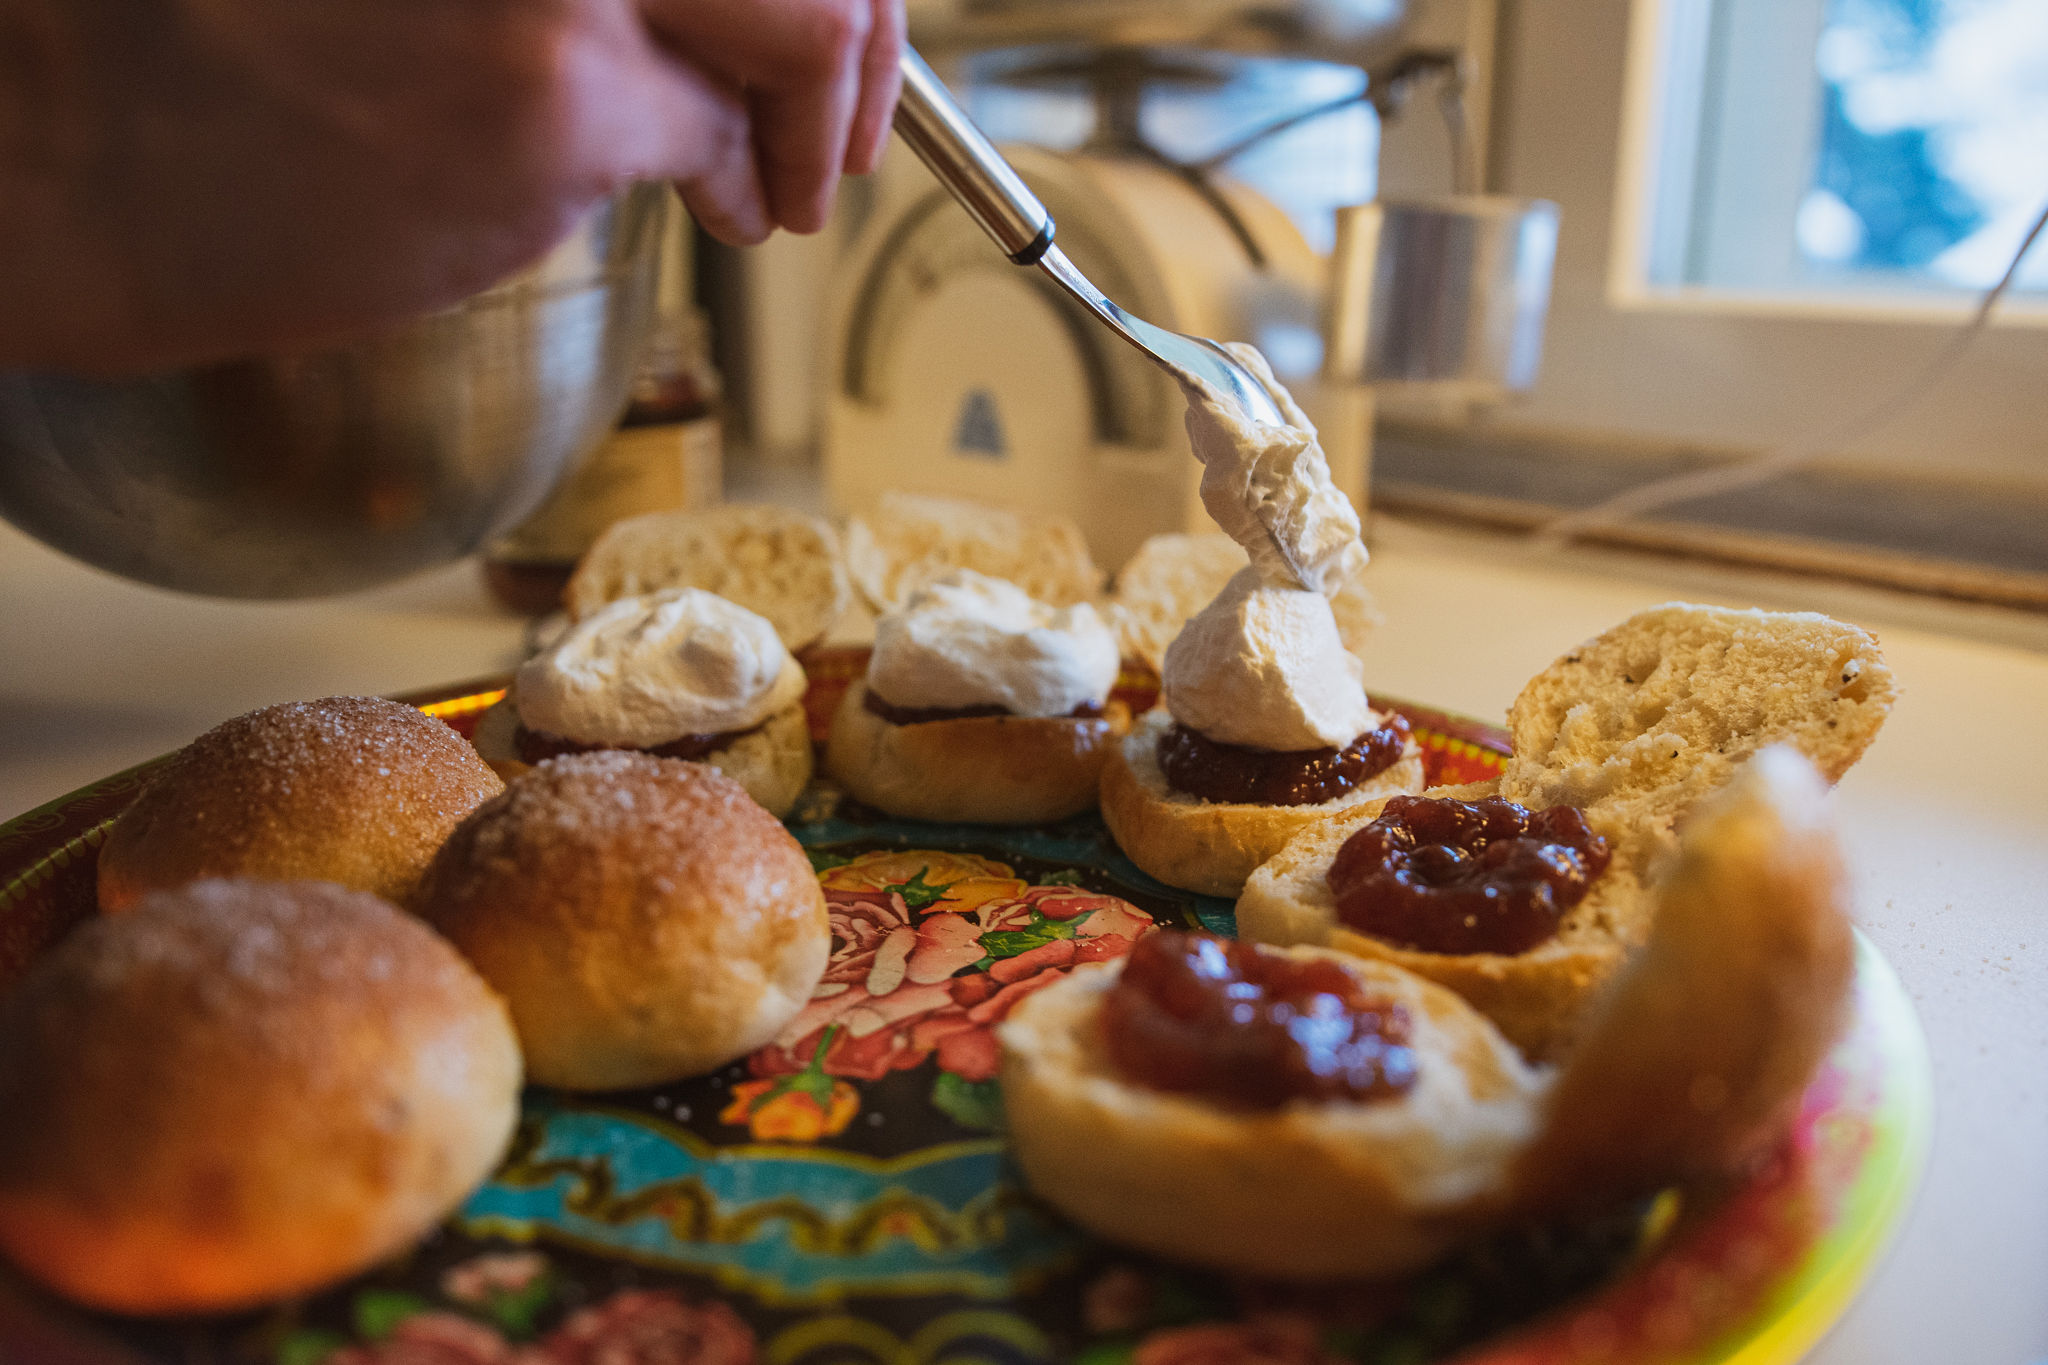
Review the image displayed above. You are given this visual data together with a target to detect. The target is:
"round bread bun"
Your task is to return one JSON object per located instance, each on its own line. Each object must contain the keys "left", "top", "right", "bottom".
{"left": 824, "top": 681, "right": 1130, "bottom": 825}
{"left": 1100, "top": 708, "right": 1426, "bottom": 898}
{"left": 97, "top": 696, "right": 504, "bottom": 914}
{"left": 471, "top": 694, "right": 814, "bottom": 818}
{"left": 998, "top": 947, "right": 1548, "bottom": 1280}
{"left": 0, "top": 879, "right": 521, "bottom": 1315}
{"left": 416, "top": 751, "right": 829, "bottom": 1091}
{"left": 1236, "top": 780, "right": 1649, "bottom": 1063}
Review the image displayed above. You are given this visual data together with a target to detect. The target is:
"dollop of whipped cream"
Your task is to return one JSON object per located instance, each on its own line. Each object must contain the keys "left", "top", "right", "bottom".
{"left": 1180, "top": 342, "right": 1368, "bottom": 596}
{"left": 1162, "top": 567, "right": 1379, "bottom": 750}
{"left": 867, "top": 570, "right": 1120, "bottom": 717}
{"left": 516, "top": 588, "right": 806, "bottom": 746}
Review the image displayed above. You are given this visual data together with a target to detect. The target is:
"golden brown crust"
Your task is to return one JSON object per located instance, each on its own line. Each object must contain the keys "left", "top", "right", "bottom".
{"left": 1510, "top": 748, "right": 1856, "bottom": 1212}
{"left": 998, "top": 950, "right": 1548, "bottom": 1279}
{"left": 823, "top": 681, "right": 1129, "bottom": 824}
{"left": 1100, "top": 710, "right": 1426, "bottom": 898}
{"left": 96, "top": 696, "right": 503, "bottom": 914}
{"left": 0, "top": 879, "right": 520, "bottom": 1315}
{"left": 471, "top": 696, "right": 814, "bottom": 818}
{"left": 416, "top": 751, "right": 829, "bottom": 1091}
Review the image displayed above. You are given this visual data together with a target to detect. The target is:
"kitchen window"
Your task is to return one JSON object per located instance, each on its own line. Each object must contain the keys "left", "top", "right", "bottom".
{"left": 1627, "top": 0, "right": 2048, "bottom": 304}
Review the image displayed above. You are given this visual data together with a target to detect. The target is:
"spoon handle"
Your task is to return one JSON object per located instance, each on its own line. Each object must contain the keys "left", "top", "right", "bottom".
{"left": 892, "top": 47, "right": 1055, "bottom": 265}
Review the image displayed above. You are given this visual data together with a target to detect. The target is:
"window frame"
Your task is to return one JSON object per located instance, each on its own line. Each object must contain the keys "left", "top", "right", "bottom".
{"left": 1461, "top": 0, "right": 2048, "bottom": 483}
{"left": 1605, "top": 0, "right": 2048, "bottom": 325}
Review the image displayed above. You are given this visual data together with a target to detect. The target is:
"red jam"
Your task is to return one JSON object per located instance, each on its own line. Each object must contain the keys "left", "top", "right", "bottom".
{"left": 864, "top": 690, "right": 1107, "bottom": 726}
{"left": 1100, "top": 930, "right": 1417, "bottom": 1109}
{"left": 1328, "top": 795, "right": 1611, "bottom": 956}
{"left": 1156, "top": 713, "right": 1411, "bottom": 807}
{"left": 514, "top": 724, "right": 751, "bottom": 766}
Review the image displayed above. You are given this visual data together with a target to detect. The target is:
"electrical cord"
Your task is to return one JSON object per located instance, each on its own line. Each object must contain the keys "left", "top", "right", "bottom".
{"left": 1529, "top": 193, "right": 2048, "bottom": 551}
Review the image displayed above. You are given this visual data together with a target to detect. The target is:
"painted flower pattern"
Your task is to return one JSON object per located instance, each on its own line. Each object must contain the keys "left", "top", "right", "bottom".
{"left": 754, "top": 851, "right": 1156, "bottom": 1085}
{"left": 720, "top": 1026, "right": 861, "bottom": 1140}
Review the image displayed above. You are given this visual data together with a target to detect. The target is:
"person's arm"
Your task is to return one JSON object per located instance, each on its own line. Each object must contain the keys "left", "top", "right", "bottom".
{"left": 0, "top": 0, "right": 901, "bottom": 375}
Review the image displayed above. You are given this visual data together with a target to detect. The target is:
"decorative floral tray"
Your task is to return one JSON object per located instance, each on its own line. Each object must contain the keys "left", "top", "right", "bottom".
{"left": 0, "top": 649, "right": 1931, "bottom": 1365}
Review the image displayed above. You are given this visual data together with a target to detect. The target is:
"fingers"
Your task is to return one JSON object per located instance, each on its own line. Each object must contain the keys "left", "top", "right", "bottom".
{"left": 562, "top": 5, "right": 774, "bottom": 244}
{"left": 845, "top": 0, "right": 905, "bottom": 174}
{"left": 640, "top": 0, "right": 880, "bottom": 233}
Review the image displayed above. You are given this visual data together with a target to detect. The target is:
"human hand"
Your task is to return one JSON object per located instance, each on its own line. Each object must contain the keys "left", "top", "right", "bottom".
{"left": 0, "top": 0, "right": 903, "bottom": 372}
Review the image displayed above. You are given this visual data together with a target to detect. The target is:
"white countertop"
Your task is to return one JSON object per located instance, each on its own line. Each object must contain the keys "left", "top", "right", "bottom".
{"left": 1, "top": 510, "right": 2043, "bottom": 1363}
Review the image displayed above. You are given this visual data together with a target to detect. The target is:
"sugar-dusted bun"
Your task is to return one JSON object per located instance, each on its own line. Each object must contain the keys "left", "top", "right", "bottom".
{"left": 824, "top": 681, "right": 1128, "bottom": 824}
{"left": 417, "top": 752, "right": 828, "bottom": 1091}
{"left": 470, "top": 695, "right": 814, "bottom": 818}
{"left": 1512, "top": 747, "right": 1856, "bottom": 1211}
{"left": 1236, "top": 781, "right": 1649, "bottom": 1062}
{"left": 0, "top": 879, "right": 520, "bottom": 1315}
{"left": 998, "top": 948, "right": 1548, "bottom": 1279}
{"left": 843, "top": 492, "right": 1103, "bottom": 614}
{"left": 1100, "top": 709, "right": 1425, "bottom": 898}
{"left": 97, "top": 696, "right": 503, "bottom": 914}
{"left": 565, "top": 504, "right": 850, "bottom": 651}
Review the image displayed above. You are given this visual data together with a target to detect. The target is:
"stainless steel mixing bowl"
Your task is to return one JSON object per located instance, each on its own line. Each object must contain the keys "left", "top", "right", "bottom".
{"left": 0, "top": 183, "right": 671, "bottom": 598}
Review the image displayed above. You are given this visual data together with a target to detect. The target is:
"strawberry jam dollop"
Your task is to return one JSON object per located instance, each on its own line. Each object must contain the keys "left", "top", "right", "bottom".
{"left": 1328, "top": 795, "right": 1611, "bottom": 956}
{"left": 1100, "top": 930, "right": 1417, "bottom": 1108}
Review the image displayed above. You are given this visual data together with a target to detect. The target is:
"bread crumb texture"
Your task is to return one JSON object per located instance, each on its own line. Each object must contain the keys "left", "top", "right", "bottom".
{"left": 1503, "top": 603, "right": 1896, "bottom": 826}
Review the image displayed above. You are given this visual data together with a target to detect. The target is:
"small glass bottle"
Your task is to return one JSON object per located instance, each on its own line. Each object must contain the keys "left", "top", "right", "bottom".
{"left": 483, "top": 212, "right": 722, "bottom": 615}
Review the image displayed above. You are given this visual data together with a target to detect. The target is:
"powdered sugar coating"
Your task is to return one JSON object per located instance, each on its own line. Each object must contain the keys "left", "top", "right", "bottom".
{"left": 96, "top": 696, "right": 503, "bottom": 912}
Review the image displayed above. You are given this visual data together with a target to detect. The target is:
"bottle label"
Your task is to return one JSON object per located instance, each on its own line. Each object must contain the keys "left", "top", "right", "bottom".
{"left": 490, "top": 418, "right": 721, "bottom": 562}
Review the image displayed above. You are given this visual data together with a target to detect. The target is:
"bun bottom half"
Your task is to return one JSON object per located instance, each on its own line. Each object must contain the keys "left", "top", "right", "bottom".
{"left": 1235, "top": 781, "right": 1645, "bottom": 1064}
{"left": 472, "top": 696, "right": 813, "bottom": 819}
{"left": 998, "top": 952, "right": 1547, "bottom": 1280}
{"left": 1100, "top": 709, "right": 1425, "bottom": 898}
{"left": 824, "top": 681, "right": 1129, "bottom": 824}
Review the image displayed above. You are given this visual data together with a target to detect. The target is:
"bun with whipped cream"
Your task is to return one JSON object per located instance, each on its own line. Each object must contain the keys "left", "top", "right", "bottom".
{"left": 472, "top": 587, "right": 813, "bottom": 817}
{"left": 1101, "top": 569, "right": 1424, "bottom": 897}
{"left": 825, "top": 571, "right": 1130, "bottom": 823}
{"left": 417, "top": 751, "right": 830, "bottom": 1090}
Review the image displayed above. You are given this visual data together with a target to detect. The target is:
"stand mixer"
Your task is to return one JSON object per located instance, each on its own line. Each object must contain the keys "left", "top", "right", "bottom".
{"left": 823, "top": 0, "right": 1556, "bottom": 573}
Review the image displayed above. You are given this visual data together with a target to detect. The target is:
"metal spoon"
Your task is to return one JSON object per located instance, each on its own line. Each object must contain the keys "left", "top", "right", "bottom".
{"left": 892, "top": 47, "right": 1288, "bottom": 428}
